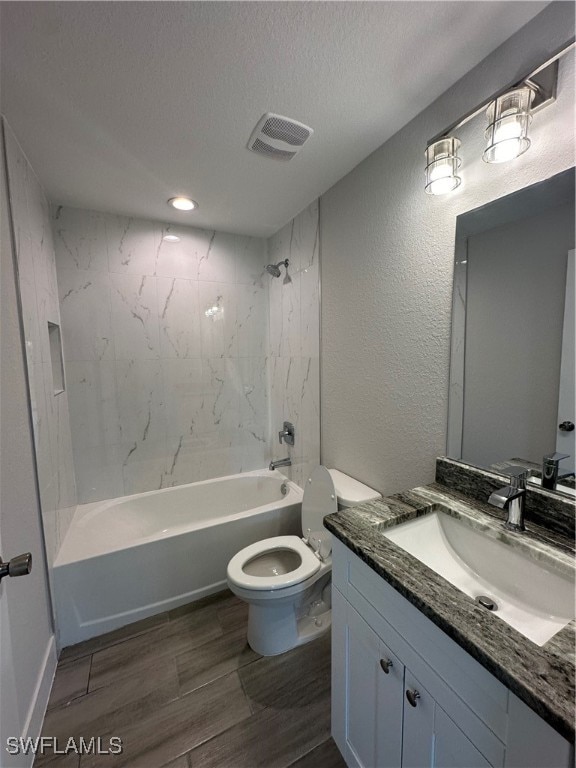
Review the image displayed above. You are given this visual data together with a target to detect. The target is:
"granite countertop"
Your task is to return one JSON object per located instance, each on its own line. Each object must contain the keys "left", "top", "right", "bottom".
{"left": 324, "top": 481, "right": 576, "bottom": 742}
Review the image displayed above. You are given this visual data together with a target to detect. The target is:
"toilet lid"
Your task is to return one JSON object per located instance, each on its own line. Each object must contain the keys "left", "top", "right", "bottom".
{"left": 301, "top": 465, "right": 337, "bottom": 539}
{"left": 227, "top": 535, "right": 321, "bottom": 590}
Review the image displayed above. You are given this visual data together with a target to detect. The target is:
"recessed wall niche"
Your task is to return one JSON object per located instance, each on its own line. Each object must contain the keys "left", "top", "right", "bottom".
{"left": 48, "top": 321, "right": 65, "bottom": 394}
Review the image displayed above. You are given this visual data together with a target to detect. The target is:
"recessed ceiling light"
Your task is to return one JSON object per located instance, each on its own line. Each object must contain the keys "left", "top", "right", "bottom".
{"left": 168, "top": 196, "right": 198, "bottom": 211}
{"left": 162, "top": 234, "right": 181, "bottom": 243}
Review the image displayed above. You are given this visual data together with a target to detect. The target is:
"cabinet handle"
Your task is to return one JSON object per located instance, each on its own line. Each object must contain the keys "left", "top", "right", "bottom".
{"left": 406, "top": 689, "right": 421, "bottom": 707}
{"left": 379, "top": 658, "right": 393, "bottom": 674}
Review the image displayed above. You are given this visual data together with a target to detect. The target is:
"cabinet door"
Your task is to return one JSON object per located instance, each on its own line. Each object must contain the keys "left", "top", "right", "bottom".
{"left": 402, "top": 670, "right": 493, "bottom": 768}
{"left": 345, "top": 605, "right": 404, "bottom": 768}
{"left": 402, "top": 670, "right": 434, "bottom": 768}
{"left": 433, "top": 707, "right": 492, "bottom": 768}
{"left": 375, "top": 637, "right": 404, "bottom": 768}
{"left": 346, "top": 605, "right": 381, "bottom": 768}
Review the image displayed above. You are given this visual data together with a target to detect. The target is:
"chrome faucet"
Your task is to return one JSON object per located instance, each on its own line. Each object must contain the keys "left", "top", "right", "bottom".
{"left": 487, "top": 465, "right": 528, "bottom": 531}
{"left": 269, "top": 457, "right": 291, "bottom": 471}
{"left": 542, "top": 452, "right": 570, "bottom": 490}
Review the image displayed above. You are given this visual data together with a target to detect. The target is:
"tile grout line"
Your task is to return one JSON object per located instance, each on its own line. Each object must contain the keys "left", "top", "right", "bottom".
{"left": 236, "top": 657, "right": 259, "bottom": 712}
{"left": 284, "top": 737, "right": 334, "bottom": 768}
{"left": 150, "top": 670, "right": 255, "bottom": 768}
{"left": 181, "top": 677, "right": 257, "bottom": 768}
{"left": 85, "top": 653, "right": 94, "bottom": 698}
{"left": 59, "top": 614, "right": 171, "bottom": 666}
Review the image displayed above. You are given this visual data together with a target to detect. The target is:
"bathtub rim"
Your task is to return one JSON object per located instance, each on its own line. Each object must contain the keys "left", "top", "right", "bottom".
{"left": 54, "top": 468, "right": 303, "bottom": 568}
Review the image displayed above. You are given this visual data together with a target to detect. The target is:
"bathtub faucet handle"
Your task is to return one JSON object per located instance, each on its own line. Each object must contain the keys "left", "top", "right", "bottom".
{"left": 278, "top": 421, "right": 295, "bottom": 446}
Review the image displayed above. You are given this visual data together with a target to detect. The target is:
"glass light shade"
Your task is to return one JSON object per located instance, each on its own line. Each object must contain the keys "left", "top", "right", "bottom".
{"left": 483, "top": 88, "right": 533, "bottom": 164}
{"left": 425, "top": 138, "right": 461, "bottom": 196}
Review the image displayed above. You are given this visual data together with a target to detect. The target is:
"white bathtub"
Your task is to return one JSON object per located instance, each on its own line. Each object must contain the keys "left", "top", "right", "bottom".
{"left": 53, "top": 470, "right": 303, "bottom": 647}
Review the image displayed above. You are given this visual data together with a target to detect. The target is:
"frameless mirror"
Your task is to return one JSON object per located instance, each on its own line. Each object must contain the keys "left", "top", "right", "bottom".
{"left": 447, "top": 168, "right": 575, "bottom": 498}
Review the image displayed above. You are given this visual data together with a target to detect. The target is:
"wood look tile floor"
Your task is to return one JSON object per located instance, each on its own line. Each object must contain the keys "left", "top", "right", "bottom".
{"left": 38, "top": 591, "right": 345, "bottom": 768}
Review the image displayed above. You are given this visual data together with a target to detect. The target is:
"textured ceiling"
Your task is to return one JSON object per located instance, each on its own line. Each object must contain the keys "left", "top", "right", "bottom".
{"left": 0, "top": 1, "right": 548, "bottom": 236}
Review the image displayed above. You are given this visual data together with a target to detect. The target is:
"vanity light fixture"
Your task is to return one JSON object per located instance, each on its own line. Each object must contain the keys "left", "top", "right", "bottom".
{"left": 168, "top": 196, "right": 198, "bottom": 211}
{"left": 162, "top": 234, "right": 181, "bottom": 243}
{"left": 425, "top": 137, "right": 462, "bottom": 196}
{"left": 483, "top": 87, "right": 533, "bottom": 164}
{"left": 424, "top": 42, "right": 573, "bottom": 196}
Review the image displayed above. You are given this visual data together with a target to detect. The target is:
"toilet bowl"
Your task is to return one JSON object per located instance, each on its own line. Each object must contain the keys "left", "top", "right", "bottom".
{"left": 227, "top": 465, "right": 380, "bottom": 655}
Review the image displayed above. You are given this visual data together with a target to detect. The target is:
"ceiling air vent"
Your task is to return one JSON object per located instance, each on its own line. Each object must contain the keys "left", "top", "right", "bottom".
{"left": 247, "top": 113, "right": 313, "bottom": 161}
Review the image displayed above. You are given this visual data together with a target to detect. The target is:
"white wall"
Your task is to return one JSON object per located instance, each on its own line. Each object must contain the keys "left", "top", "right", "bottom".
{"left": 3, "top": 121, "right": 77, "bottom": 564}
{"left": 320, "top": 3, "right": 575, "bottom": 496}
{"left": 267, "top": 200, "right": 320, "bottom": 489}
{"left": 462, "top": 203, "right": 574, "bottom": 468}
{"left": 53, "top": 206, "right": 270, "bottom": 503}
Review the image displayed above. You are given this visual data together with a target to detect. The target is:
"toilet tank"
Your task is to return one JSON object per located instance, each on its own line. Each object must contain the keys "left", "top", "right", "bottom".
{"left": 328, "top": 469, "right": 381, "bottom": 510}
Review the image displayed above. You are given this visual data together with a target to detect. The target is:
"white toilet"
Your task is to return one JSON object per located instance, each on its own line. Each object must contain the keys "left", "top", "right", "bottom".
{"left": 227, "top": 466, "right": 381, "bottom": 655}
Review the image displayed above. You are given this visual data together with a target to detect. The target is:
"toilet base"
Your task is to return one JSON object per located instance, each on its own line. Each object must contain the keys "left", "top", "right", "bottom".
{"left": 240, "top": 572, "right": 332, "bottom": 656}
{"left": 247, "top": 604, "right": 331, "bottom": 656}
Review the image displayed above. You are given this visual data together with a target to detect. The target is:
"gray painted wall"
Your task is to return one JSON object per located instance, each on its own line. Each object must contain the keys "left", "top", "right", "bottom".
{"left": 320, "top": 3, "right": 575, "bottom": 496}
{"left": 462, "top": 204, "right": 574, "bottom": 468}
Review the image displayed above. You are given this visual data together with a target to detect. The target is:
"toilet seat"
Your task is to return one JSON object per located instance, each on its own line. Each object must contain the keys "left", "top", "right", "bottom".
{"left": 227, "top": 535, "right": 320, "bottom": 591}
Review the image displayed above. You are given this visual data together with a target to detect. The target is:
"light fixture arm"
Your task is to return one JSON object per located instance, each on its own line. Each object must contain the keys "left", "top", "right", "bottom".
{"left": 427, "top": 39, "right": 573, "bottom": 148}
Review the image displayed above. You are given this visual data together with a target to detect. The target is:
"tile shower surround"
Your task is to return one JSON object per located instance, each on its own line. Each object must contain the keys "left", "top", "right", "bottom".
{"left": 53, "top": 206, "right": 268, "bottom": 503}
{"left": 267, "top": 200, "right": 320, "bottom": 490}
{"left": 3, "top": 122, "right": 77, "bottom": 563}
{"left": 53, "top": 201, "right": 320, "bottom": 503}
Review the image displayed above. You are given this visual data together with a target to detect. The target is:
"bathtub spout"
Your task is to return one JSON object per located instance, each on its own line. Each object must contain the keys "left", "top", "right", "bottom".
{"left": 269, "top": 457, "right": 291, "bottom": 471}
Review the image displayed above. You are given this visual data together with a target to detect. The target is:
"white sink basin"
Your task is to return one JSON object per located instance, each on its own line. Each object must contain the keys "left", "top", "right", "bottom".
{"left": 383, "top": 509, "right": 575, "bottom": 646}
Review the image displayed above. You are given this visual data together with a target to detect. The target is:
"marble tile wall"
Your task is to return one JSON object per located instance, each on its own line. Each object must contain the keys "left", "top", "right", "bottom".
{"left": 267, "top": 200, "right": 320, "bottom": 489}
{"left": 3, "top": 121, "right": 77, "bottom": 563}
{"left": 53, "top": 206, "right": 270, "bottom": 503}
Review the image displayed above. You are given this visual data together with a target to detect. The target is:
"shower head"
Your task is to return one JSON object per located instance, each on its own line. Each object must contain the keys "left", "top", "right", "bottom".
{"left": 265, "top": 259, "right": 289, "bottom": 278}
{"left": 265, "top": 263, "right": 282, "bottom": 278}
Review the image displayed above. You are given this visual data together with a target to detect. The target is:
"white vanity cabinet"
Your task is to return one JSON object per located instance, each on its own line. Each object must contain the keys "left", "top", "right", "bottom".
{"left": 331, "top": 538, "right": 573, "bottom": 768}
{"left": 334, "top": 589, "right": 491, "bottom": 768}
